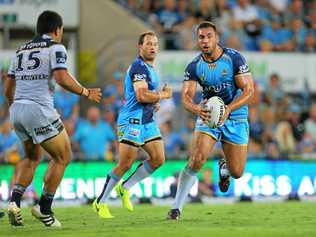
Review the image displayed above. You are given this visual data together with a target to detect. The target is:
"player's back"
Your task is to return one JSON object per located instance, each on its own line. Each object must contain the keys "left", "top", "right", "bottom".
{"left": 118, "top": 56, "right": 160, "bottom": 125}
{"left": 8, "top": 34, "right": 67, "bottom": 108}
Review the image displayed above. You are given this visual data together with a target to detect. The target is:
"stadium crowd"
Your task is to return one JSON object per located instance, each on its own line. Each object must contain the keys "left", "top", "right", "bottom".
{"left": 1, "top": 68, "right": 316, "bottom": 163}
{"left": 1, "top": 0, "right": 316, "bottom": 164}
{"left": 116, "top": 0, "right": 316, "bottom": 52}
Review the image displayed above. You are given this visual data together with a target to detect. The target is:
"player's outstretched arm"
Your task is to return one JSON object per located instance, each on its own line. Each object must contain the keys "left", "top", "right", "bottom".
{"left": 134, "top": 80, "right": 172, "bottom": 103}
{"left": 53, "top": 69, "right": 101, "bottom": 103}
{"left": 182, "top": 80, "right": 210, "bottom": 121}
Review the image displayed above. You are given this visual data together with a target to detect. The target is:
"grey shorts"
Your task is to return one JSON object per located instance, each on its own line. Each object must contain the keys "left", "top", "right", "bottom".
{"left": 9, "top": 102, "right": 64, "bottom": 144}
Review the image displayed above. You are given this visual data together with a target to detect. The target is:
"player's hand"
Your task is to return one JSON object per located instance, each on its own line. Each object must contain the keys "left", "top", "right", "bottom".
{"left": 87, "top": 88, "right": 102, "bottom": 103}
{"left": 161, "top": 84, "right": 173, "bottom": 99}
{"left": 154, "top": 102, "right": 160, "bottom": 112}
{"left": 219, "top": 105, "right": 231, "bottom": 125}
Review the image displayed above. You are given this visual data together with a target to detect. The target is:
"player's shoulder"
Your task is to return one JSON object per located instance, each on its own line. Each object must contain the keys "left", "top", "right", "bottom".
{"left": 129, "top": 56, "right": 149, "bottom": 73}
{"left": 223, "top": 47, "right": 245, "bottom": 60}
{"left": 185, "top": 53, "right": 202, "bottom": 69}
{"left": 16, "top": 35, "right": 61, "bottom": 53}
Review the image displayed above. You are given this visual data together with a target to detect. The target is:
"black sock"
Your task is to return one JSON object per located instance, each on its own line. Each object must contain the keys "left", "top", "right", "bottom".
{"left": 39, "top": 191, "right": 55, "bottom": 215}
{"left": 10, "top": 184, "right": 26, "bottom": 208}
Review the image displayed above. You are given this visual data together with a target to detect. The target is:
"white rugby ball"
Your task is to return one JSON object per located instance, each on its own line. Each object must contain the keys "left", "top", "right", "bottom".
{"left": 203, "top": 96, "right": 226, "bottom": 128}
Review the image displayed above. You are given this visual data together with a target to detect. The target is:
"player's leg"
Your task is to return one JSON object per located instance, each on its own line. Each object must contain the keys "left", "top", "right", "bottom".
{"left": 219, "top": 143, "right": 247, "bottom": 190}
{"left": 115, "top": 137, "right": 165, "bottom": 211}
{"left": 168, "top": 131, "right": 217, "bottom": 219}
{"left": 94, "top": 141, "right": 138, "bottom": 217}
{"left": 30, "top": 128, "right": 71, "bottom": 227}
{"left": 121, "top": 121, "right": 163, "bottom": 191}
{"left": 8, "top": 140, "right": 41, "bottom": 226}
{"left": 219, "top": 119, "right": 249, "bottom": 192}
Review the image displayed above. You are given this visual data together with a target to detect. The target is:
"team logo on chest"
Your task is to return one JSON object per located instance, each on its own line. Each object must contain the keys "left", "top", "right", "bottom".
{"left": 221, "top": 68, "right": 228, "bottom": 76}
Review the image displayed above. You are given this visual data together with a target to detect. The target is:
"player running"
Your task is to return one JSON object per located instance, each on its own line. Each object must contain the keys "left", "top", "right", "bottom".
{"left": 167, "top": 21, "right": 254, "bottom": 220}
{"left": 93, "top": 31, "right": 172, "bottom": 218}
{"left": 4, "top": 11, "right": 101, "bottom": 227}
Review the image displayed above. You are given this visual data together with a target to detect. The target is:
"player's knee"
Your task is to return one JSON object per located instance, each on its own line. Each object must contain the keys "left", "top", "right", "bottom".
{"left": 190, "top": 152, "right": 206, "bottom": 171}
{"left": 118, "top": 162, "right": 133, "bottom": 173}
{"left": 150, "top": 154, "right": 165, "bottom": 169}
{"left": 230, "top": 168, "right": 244, "bottom": 179}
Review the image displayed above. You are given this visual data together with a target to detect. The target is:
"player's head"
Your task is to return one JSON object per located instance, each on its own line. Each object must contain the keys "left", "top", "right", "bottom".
{"left": 196, "top": 21, "right": 219, "bottom": 56}
{"left": 36, "top": 11, "right": 63, "bottom": 43}
{"left": 138, "top": 31, "right": 159, "bottom": 62}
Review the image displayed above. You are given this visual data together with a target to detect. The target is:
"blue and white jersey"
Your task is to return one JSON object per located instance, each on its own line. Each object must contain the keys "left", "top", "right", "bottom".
{"left": 117, "top": 56, "right": 160, "bottom": 125}
{"left": 7, "top": 34, "right": 68, "bottom": 108}
{"left": 184, "top": 47, "right": 250, "bottom": 119}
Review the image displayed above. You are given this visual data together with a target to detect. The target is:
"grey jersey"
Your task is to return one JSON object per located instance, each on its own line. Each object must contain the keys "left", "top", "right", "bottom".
{"left": 8, "top": 34, "right": 68, "bottom": 108}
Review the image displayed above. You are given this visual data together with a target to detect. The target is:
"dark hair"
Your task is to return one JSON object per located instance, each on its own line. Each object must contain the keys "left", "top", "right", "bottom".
{"left": 36, "top": 10, "right": 63, "bottom": 35}
{"left": 138, "top": 31, "right": 157, "bottom": 45}
{"left": 196, "top": 21, "right": 217, "bottom": 33}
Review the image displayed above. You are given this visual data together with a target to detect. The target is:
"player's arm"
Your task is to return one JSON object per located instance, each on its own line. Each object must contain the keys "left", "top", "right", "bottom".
{"left": 4, "top": 56, "right": 17, "bottom": 106}
{"left": 3, "top": 74, "right": 16, "bottom": 106}
{"left": 219, "top": 73, "right": 254, "bottom": 125}
{"left": 182, "top": 80, "right": 210, "bottom": 121}
{"left": 53, "top": 69, "right": 101, "bottom": 103}
{"left": 134, "top": 80, "right": 172, "bottom": 103}
{"left": 50, "top": 44, "right": 101, "bottom": 103}
{"left": 226, "top": 74, "right": 254, "bottom": 114}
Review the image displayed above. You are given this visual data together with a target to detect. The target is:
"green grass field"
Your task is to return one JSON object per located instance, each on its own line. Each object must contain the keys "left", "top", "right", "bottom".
{"left": 1, "top": 202, "right": 316, "bottom": 237}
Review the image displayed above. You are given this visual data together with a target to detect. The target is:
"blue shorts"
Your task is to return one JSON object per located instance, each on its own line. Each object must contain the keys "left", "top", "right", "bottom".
{"left": 195, "top": 118, "right": 249, "bottom": 145}
{"left": 117, "top": 121, "right": 161, "bottom": 146}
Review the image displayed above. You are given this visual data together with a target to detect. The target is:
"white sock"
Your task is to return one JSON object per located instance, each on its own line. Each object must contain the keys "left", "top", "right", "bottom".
{"left": 220, "top": 162, "right": 230, "bottom": 177}
{"left": 122, "top": 160, "right": 154, "bottom": 190}
{"left": 97, "top": 172, "right": 121, "bottom": 203}
{"left": 173, "top": 167, "right": 197, "bottom": 211}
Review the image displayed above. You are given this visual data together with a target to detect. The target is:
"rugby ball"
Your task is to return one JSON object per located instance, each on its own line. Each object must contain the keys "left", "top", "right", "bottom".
{"left": 203, "top": 96, "right": 226, "bottom": 128}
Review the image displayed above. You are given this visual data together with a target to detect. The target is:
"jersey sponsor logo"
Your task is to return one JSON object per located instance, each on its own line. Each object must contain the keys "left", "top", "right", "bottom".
{"left": 56, "top": 51, "right": 67, "bottom": 64}
{"left": 203, "top": 81, "right": 232, "bottom": 93}
{"left": 128, "top": 128, "right": 140, "bottom": 137}
{"left": 184, "top": 71, "right": 190, "bottom": 81}
{"left": 34, "top": 124, "right": 53, "bottom": 136}
{"left": 16, "top": 74, "right": 49, "bottom": 80}
{"left": 18, "top": 41, "right": 48, "bottom": 52}
{"left": 238, "top": 64, "right": 249, "bottom": 74}
{"left": 133, "top": 74, "right": 146, "bottom": 82}
{"left": 208, "top": 63, "right": 216, "bottom": 68}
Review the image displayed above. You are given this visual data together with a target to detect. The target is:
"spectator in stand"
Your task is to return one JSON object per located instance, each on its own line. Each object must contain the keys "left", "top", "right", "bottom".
{"left": 73, "top": 106, "right": 115, "bottom": 160}
{"left": 54, "top": 87, "right": 80, "bottom": 120}
{"left": 232, "top": 0, "right": 261, "bottom": 49}
{"left": 263, "top": 73, "right": 285, "bottom": 107}
{"left": 260, "top": 16, "right": 292, "bottom": 51}
{"left": 284, "top": 0, "right": 305, "bottom": 23}
{"left": 289, "top": 17, "right": 307, "bottom": 51}
{"left": 275, "top": 103, "right": 305, "bottom": 155}
{"left": 301, "top": 32, "right": 316, "bottom": 52}
{"left": 160, "top": 120, "right": 185, "bottom": 159}
{"left": 0, "top": 119, "right": 22, "bottom": 164}
{"left": 152, "top": 0, "right": 183, "bottom": 49}
{"left": 304, "top": 103, "right": 316, "bottom": 142}
{"left": 102, "top": 71, "right": 124, "bottom": 119}
{"left": 268, "top": 0, "right": 288, "bottom": 14}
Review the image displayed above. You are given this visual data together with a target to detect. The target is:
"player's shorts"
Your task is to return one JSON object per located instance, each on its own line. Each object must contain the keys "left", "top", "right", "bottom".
{"left": 117, "top": 120, "right": 161, "bottom": 147}
{"left": 9, "top": 102, "right": 64, "bottom": 144}
{"left": 195, "top": 117, "right": 249, "bottom": 145}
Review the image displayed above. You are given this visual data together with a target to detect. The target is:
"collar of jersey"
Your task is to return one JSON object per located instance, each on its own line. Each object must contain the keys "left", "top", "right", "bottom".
{"left": 200, "top": 45, "right": 225, "bottom": 64}
{"left": 138, "top": 56, "right": 154, "bottom": 68}
{"left": 42, "top": 34, "right": 53, "bottom": 39}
